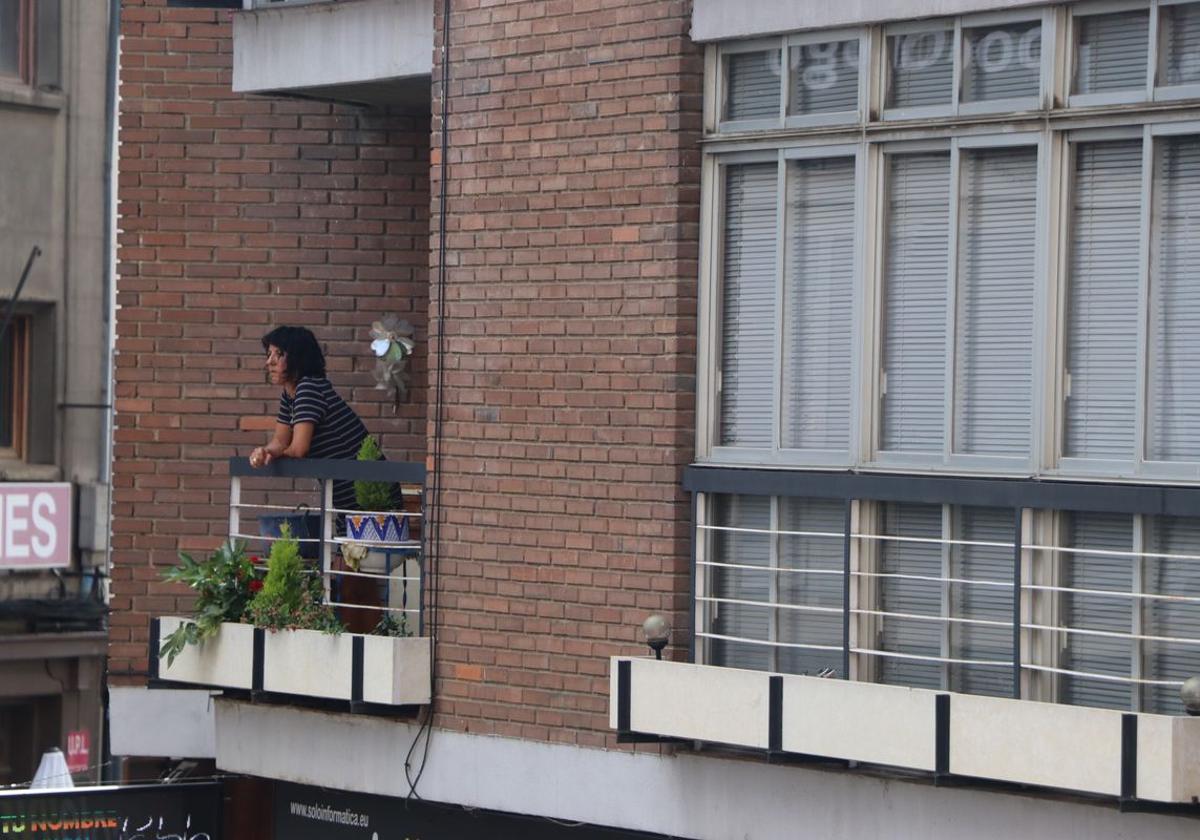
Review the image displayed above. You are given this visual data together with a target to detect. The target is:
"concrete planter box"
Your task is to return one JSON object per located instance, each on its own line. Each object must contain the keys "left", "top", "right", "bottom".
{"left": 154, "top": 618, "right": 431, "bottom": 707}
{"left": 610, "top": 657, "right": 1200, "bottom": 804}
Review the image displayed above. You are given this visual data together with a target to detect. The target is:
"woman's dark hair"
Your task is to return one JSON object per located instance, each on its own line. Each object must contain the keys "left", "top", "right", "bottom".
{"left": 261, "top": 326, "right": 326, "bottom": 380}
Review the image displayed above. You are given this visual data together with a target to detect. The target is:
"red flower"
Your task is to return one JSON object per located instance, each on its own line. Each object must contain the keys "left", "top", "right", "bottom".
{"left": 249, "top": 579, "right": 263, "bottom": 593}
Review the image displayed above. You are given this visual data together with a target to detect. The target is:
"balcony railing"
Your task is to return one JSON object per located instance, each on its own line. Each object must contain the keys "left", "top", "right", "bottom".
{"left": 149, "top": 456, "right": 430, "bottom": 710}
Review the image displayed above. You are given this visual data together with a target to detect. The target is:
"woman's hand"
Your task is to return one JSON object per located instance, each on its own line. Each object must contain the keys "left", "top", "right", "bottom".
{"left": 249, "top": 446, "right": 273, "bottom": 468}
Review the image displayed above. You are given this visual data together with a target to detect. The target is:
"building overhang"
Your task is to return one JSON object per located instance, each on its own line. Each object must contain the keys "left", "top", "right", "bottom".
{"left": 232, "top": 0, "right": 433, "bottom": 105}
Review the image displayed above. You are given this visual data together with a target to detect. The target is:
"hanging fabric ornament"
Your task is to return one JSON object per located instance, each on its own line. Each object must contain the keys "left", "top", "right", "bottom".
{"left": 368, "top": 316, "right": 416, "bottom": 413}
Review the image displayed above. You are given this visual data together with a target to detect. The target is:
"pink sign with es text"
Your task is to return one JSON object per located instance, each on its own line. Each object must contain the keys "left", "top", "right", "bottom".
{"left": 0, "top": 483, "right": 72, "bottom": 569}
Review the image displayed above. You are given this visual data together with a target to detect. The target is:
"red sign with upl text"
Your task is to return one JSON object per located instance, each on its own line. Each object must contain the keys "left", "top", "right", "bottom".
{"left": 66, "top": 730, "right": 89, "bottom": 774}
{"left": 0, "top": 483, "right": 72, "bottom": 569}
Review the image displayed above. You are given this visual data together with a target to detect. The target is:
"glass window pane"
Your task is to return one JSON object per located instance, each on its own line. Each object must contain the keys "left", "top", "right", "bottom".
{"left": 708, "top": 495, "right": 772, "bottom": 671}
{"left": 962, "top": 20, "right": 1042, "bottom": 102}
{"left": 1064, "top": 140, "right": 1142, "bottom": 460}
{"left": 788, "top": 39, "right": 859, "bottom": 115}
{"left": 776, "top": 498, "right": 844, "bottom": 676}
{"left": 881, "top": 152, "right": 951, "bottom": 453}
{"left": 780, "top": 157, "right": 855, "bottom": 452}
{"left": 949, "top": 507, "right": 1014, "bottom": 697}
{"left": 1144, "top": 516, "right": 1200, "bottom": 714}
{"left": 1074, "top": 10, "right": 1150, "bottom": 94}
{"left": 35, "top": 0, "right": 59, "bottom": 90}
{"left": 0, "top": 320, "right": 13, "bottom": 449}
{"left": 1148, "top": 135, "right": 1200, "bottom": 461}
{"left": 954, "top": 146, "right": 1038, "bottom": 458}
{"left": 719, "top": 163, "right": 778, "bottom": 449}
{"left": 1161, "top": 2, "right": 1200, "bottom": 88}
{"left": 1060, "top": 513, "right": 1135, "bottom": 710}
{"left": 888, "top": 28, "right": 954, "bottom": 109}
{"left": 878, "top": 503, "right": 944, "bottom": 689}
{"left": 0, "top": 0, "right": 19, "bottom": 78}
{"left": 724, "top": 50, "right": 781, "bottom": 121}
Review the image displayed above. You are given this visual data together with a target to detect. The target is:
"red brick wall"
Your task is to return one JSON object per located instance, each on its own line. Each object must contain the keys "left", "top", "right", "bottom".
{"left": 428, "top": 0, "right": 703, "bottom": 746}
{"left": 110, "top": 0, "right": 431, "bottom": 680}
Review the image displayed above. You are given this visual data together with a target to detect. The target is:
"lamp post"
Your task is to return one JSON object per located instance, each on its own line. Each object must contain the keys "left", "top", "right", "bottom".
{"left": 642, "top": 614, "right": 671, "bottom": 661}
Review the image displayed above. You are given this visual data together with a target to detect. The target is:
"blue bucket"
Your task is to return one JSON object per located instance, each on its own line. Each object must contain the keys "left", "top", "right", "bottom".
{"left": 257, "top": 509, "right": 322, "bottom": 559}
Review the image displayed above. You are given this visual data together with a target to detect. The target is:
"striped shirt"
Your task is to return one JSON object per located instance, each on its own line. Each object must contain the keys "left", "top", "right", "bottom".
{"left": 277, "top": 377, "right": 369, "bottom": 514}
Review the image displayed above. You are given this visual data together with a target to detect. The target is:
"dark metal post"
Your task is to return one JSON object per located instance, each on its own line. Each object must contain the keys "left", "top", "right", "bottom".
{"left": 842, "top": 500, "right": 852, "bottom": 680}
{"left": 689, "top": 490, "right": 698, "bottom": 664}
{"left": 1013, "top": 507, "right": 1022, "bottom": 699}
{"left": 0, "top": 246, "right": 41, "bottom": 346}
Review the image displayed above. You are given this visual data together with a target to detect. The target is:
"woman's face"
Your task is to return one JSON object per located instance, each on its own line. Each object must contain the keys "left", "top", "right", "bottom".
{"left": 265, "top": 345, "right": 288, "bottom": 386}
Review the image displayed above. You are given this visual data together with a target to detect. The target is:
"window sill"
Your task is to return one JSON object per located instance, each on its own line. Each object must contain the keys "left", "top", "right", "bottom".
{"left": 0, "top": 460, "right": 62, "bottom": 482}
{"left": 0, "top": 81, "right": 65, "bottom": 112}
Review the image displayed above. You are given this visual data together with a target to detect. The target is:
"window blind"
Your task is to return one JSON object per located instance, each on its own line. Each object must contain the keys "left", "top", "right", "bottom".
{"left": 878, "top": 503, "right": 944, "bottom": 689}
{"left": 1064, "top": 140, "right": 1141, "bottom": 460}
{"left": 1148, "top": 135, "right": 1200, "bottom": 462}
{"left": 1074, "top": 10, "right": 1149, "bottom": 94}
{"left": 719, "top": 163, "right": 778, "bottom": 449}
{"left": 1161, "top": 2, "right": 1200, "bottom": 88}
{"left": 888, "top": 29, "right": 954, "bottom": 109}
{"left": 776, "top": 497, "right": 844, "bottom": 676}
{"left": 954, "top": 146, "right": 1037, "bottom": 458}
{"left": 950, "top": 507, "right": 1014, "bottom": 697}
{"left": 881, "top": 152, "right": 951, "bottom": 454}
{"left": 1144, "top": 516, "right": 1200, "bottom": 714}
{"left": 789, "top": 40, "right": 859, "bottom": 115}
{"left": 710, "top": 494, "right": 772, "bottom": 671}
{"left": 781, "top": 157, "right": 855, "bottom": 452}
{"left": 725, "top": 50, "right": 781, "bottom": 121}
{"left": 962, "top": 21, "right": 1042, "bottom": 102}
{"left": 1061, "top": 513, "right": 1135, "bottom": 710}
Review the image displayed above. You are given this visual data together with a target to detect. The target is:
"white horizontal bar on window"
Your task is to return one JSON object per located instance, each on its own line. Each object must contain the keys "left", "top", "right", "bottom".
{"left": 331, "top": 507, "right": 424, "bottom": 519}
{"left": 697, "top": 524, "right": 843, "bottom": 539}
{"left": 851, "top": 533, "right": 1014, "bottom": 550}
{"left": 850, "top": 647, "right": 1009, "bottom": 668}
{"left": 698, "top": 560, "right": 843, "bottom": 576}
{"left": 1021, "top": 583, "right": 1200, "bottom": 604}
{"left": 1022, "top": 622, "right": 1200, "bottom": 646}
{"left": 229, "top": 531, "right": 322, "bottom": 544}
{"left": 852, "top": 570, "right": 1012, "bottom": 588}
{"left": 324, "top": 600, "right": 420, "bottom": 615}
{"left": 325, "top": 569, "right": 420, "bottom": 583}
{"left": 230, "top": 502, "right": 322, "bottom": 512}
{"left": 329, "top": 536, "right": 421, "bottom": 550}
{"left": 851, "top": 608, "right": 1011, "bottom": 629}
{"left": 1020, "top": 663, "right": 1184, "bottom": 687}
{"left": 696, "top": 631, "right": 843, "bottom": 652}
{"left": 696, "top": 595, "right": 843, "bottom": 615}
{"left": 1025, "top": 543, "right": 1200, "bottom": 562}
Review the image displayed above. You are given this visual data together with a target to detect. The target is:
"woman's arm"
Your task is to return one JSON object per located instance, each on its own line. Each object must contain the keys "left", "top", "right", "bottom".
{"left": 279, "top": 421, "right": 314, "bottom": 459}
{"left": 250, "top": 422, "right": 293, "bottom": 468}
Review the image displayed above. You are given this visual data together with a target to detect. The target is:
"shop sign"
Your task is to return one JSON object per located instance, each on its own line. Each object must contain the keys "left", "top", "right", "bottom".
{"left": 66, "top": 730, "right": 91, "bottom": 775}
{"left": 274, "top": 781, "right": 671, "bottom": 840}
{"left": 0, "top": 781, "right": 221, "bottom": 839}
{"left": 0, "top": 483, "right": 71, "bottom": 569}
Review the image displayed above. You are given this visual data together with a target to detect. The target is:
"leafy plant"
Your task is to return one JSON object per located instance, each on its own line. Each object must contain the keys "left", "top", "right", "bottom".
{"left": 246, "top": 524, "right": 343, "bottom": 633}
{"left": 353, "top": 435, "right": 394, "bottom": 513}
{"left": 372, "top": 611, "right": 411, "bottom": 638}
{"left": 159, "top": 540, "right": 256, "bottom": 666}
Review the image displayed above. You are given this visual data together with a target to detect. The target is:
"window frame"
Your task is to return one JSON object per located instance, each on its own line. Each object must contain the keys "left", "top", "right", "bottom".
{"left": 0, "top": 0, "right": 34, "bottom": 87}
{"left": 782, "top": 27, "right": 868, "bottom": 130}
{"left": 0, "top": 313, "right": 31, "bottom": 461}
{"left": 703, "top": 143, "right": 867, "bottom": 468}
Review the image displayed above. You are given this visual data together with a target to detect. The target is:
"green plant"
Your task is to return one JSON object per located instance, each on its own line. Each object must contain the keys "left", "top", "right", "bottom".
{"left": 372, "top": 611, "right": 411, "bottom": 638}
{"left": 159, "top": 540, "right": 256, "bottom": 666}
{"left": 353, "top": 435, "right": 393, "bottom": 512}
{"left": 246, "top": 524, "right": 343, "bottom": 633}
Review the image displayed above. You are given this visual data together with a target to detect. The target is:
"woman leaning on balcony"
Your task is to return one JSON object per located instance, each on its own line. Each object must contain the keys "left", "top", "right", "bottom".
{"left": 249, "top": 325, "right": 379, "bottom": 518}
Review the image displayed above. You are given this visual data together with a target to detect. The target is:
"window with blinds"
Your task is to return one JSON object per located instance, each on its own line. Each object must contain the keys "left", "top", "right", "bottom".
{"left": 880, "top": 152, "right": 951, "bottom": 454}
{"left": 1064, "top": 140, "right": 1141, "bottom": 461}
{"left": 1143, "top": 515, "right": 1200, "bottom": 714}
{"left": 719, "top": 163, "right": 778, "bottom": 449}
{"left": 724, "top": 50, "right": 781, "bottom": 121}
{"left": 788, "top": 39, "right": 860, "bottom": 116}
{"left": 1160, "top": 2, "right": 1200, "bottom": 88}
{"left": 1148, "top": 135, "right": 1200, "bottom": 462}
{"left": 1060, "top": 513, "right": 1135, "bottom": 710}
{"left": 709, "top": 494, "right": 772, "bottom": 671}
{"left": 1073, "top": 10, "right": 1149, "bottom": 95}
{"left": 962, "top": 20, "right": 1042, "bottom": 102}
{"left": 776, "top": 498, "right": 844, "bottom": 676}
{"left": 878, "top": 503, "right": 944, "bottom": 689}
{"left": 949, "top": 507, "right": 1015, "bottom": 697}
{"left": 887, "top": 29, "right": 954, "bottom": 109}
{"left": 780, "top": 157, "right": 855, "bottom": 452}
{"left": 953, "top": 146, "right": 1038, "bottom": 458}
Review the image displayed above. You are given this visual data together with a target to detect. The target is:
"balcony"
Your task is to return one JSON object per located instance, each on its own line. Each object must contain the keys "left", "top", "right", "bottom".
{"left": 611, "top": 467, "right": 1200, "bottom": 807}
{"left": 149, "top": 456, "right": 430, "bottom": 711}
{"left": 231, "top": 0, "right": 433, "bottom": 106}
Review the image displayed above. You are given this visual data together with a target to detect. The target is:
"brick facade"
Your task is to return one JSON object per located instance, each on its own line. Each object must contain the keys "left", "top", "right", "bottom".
{"left": 112, "top": 0, "right": 702, "bottom": 747}
{"left": 111, "top": 0, "right": 430, "bottom": 679}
